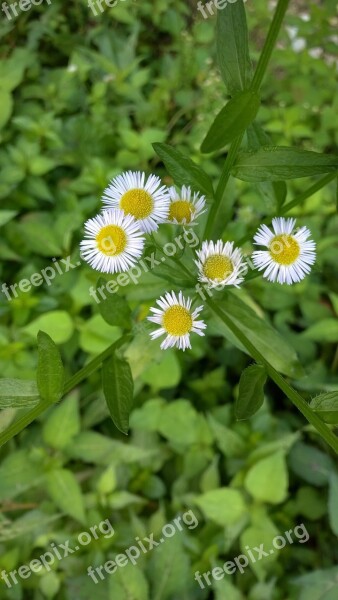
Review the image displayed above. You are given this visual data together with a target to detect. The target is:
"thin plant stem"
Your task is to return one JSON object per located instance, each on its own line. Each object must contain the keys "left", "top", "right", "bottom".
{"left": 0, "top": 336, "right": 130, "bottom": 448}
{"left": 206, "top": 297, "right": 338, "bottom": 453}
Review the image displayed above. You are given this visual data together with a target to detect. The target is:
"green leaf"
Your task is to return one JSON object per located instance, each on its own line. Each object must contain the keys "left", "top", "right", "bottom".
{"left": 0, "top": 450, "right": 43, "bottom": 501}
{"left": 96, "top": 277, "right": 132, "bottom": 329}
{"left": 244, "top": 451, "right": 288, "bottom": 504}
{"left": 23, "top": 311, "right": 74, "bottom": 344}
{"left": 0, "top": 379, "right": 40, "bottom": 409}
{"left": 212, "top": 292, "right": 302, "bottom": 378}
{"left": 235, "top": 364, "right": 267, "bottom": 420}
{"left": 194, "top": 488, "right": 246, "bottom": 526}
{"left": 46, "top": 468, "right": 86, "bottom": 524}
{"left": 216, "top": 0, "right": 252, "bottom": 95}
{"left": 310, "top": 392, "right": 338, "bottom": 424}
{"left": 240, "top": 517, "right": 279, "bottom": 579}
{"left": 149, "top": 536, "right": 190, "bottom": 600}
{"left": 288, "top": 442, "right": 335, "bottom": 486}
{"left": 158, "top": 400, "right": 199, "bottom": 445}
{"left": 328, "top": 473, "right": 338, "bottom": 536}
{"left": 102, "top": 351, "right": 134, "bottom": 435}
{"left": 43, "top": 393, "right": 80, "bottom": 449}
{"left": 0, "top": 210, "right": 18, "bottom": 228}
{"left": 302, "top": 319, "right": 338, "bottom": 343}
{"left": 232, "top": 147, "right": 338, "bottom": 181}
{"left": 109, "top": 564, "right": 149, "bottom": 600}
{"left": 201, "top": 91, "right": 260, "bottom": 153}
{"left": 153, "top": 142, "right": 214, "bottom": 197}
{"left": 36, "top": 331, "right": 65, "bottom": 404}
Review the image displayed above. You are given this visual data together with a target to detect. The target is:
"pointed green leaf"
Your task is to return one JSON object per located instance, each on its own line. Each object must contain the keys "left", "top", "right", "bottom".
{"left": 36, "top": 331, "right": 65, "bottom": 404}
{"left": 102, "top": 351, "right": 134, "bottom": 435}
{"left": 0, "top": 379, "right": 40, "bottom": 408}
{"left": 310, "top": 392, "right": 338, "bottom": 424}
{"left": 109, "top": 564, "right": 149, "bottom": 600}
{"left": 235, "top": 364, "right": 267, "bottom": 420}
{"left": 153, "top": 142, "right": 214, "bottom": 197}
{"left": 195, "top": 488, "right": 246, "bottom": 526}
{"left": 232, "top": 147, "right": 338, "bottom": 181}
{"left": 149, "top": 536, "right": 190, "bottom": 600}
{"left": 96, "top": 277, "right": 132, "bottom": 329}
{"left": 245, "top": 452, "right": 288, "bottom": 504}
{"left": 201, "top": 91, "right": 260, "bottom": 153}
{"left": 43, "top": 393, "right": 80, "bottom": 449}
{"left": 216, "top": 0, "right": 252, "bottom": 95}
{"left": 46, "top": 468, "right": 86, "bottom": 524}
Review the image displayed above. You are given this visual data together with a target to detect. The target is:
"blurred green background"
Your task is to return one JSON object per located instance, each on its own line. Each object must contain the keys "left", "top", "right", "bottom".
{"left": 0, "top": 1, "right": 338, "bottom": 598}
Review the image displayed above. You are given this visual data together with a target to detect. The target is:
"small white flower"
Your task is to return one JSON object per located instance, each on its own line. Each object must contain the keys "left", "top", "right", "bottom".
{"left": 167, "top": 185, "right": 206, "bottom": 226}
{"left": 102, "top": 171, "right": 170, "bottom": 234}
{"left": 252, "top": 217, "right": 316, "bottom": 285}
{"left": 80, "top": 209, "right": 145, "bottom": 274}
{"left": 195, "top": 240, "right": 247, "bottom": 288}
{"left": 148, "top": 291, "right": 206, "bottom": 351}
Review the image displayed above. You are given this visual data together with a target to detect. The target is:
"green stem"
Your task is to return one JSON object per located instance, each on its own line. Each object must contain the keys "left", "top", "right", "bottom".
{"left": 207, "top": 297, "right": 338, "bottom": 453}
{"left": 0, "top": 336, "right": 130, "bottom": 448}
{"left": 236, "top": 172, "right": 337, "bottom": 246}
{"left": 203, "top": 0, "right": 291, "bottom": 240}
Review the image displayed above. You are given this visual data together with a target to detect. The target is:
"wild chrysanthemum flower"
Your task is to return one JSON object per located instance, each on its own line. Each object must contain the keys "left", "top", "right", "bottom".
{"left": 195, "top": 240, "right": 247, "bottom": 288}
{"left": 148, "top": 291, "right": 206, "bottom": 351}
{"left": 102, "top": 171, "right": 170, "bottom": 233}
{"left": 167, "top": 185, "right": 206, "bottom": 226}
{"left": 80, "top": 209, "right": 145, "bottom": 273}
{"left": 252, "top": 217, "right": 316, "bottom": 285}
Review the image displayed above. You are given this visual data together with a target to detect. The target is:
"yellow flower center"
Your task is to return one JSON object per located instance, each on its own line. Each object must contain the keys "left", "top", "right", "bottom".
{"left": 169, "top": 200, "right": 195, "bottom": 223}
{"left": 163, "top": 305, "right": 193, "bottom": 336}
{"left": 203, "top": 255, "right": 234, "bottom": 281}
{"left": 120, "top": 189, "right": 153, "bottom": 219}
{"left": 269, "top": 234, "right": 300, "bottom": 265}
{"left": 96, "top": 225, "right": 127, "bottom": 256}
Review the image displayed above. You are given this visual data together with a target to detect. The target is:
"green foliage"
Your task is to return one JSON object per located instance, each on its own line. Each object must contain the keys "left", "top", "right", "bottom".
{"left": 235, "top": 364, "right": 267, "bottom": 420}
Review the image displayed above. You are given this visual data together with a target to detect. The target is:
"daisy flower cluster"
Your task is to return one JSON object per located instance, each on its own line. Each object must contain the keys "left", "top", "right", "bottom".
{"left": 80, "top": 171, "right": 316, "bottom": 351}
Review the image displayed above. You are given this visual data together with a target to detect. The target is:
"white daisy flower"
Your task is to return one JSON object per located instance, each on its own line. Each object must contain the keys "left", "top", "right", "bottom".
{"left": 80, "top": 209, "right": 145, "bottom": 274}
{"left": 167, "top": 185, "right": 206, "bottom": 226}
{"left": 102, "top": 171, "right": 170, "bottom": 234}
{"left": 252, "top": 217, "right": 316, "bottom": 285}
{"left": 148, "top": 291, "right": 206, "bottom": 351}
{"left": 195, "top": 240, "right": 247, "bottom": 288}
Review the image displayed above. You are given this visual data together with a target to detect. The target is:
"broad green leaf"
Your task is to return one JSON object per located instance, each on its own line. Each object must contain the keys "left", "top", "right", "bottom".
{"left": 208, "top": 414, "right": 246, "bottom": 457}
{"left": 302, "top": 319, "right": 338, "bottom": 343}
{"left": 232, "top": 147, "right": 338, "bottom": 181}
{"left": 109, "top": 564, "right": 149, "bottom": 600}
{"left": 149, "top": 536, "right": 190, "bottom": 600}
{"left": 247, "top": 122, "right": 287, "bottom": 209}
{"left": 0, "top": 90, "right": 13, "bottom": 129}
{"left": 194, "top": 488, "right": 246, "bottom": 526}
{"left": 288, "top": 442, "right": 335, "bottom": 486}
{"left": 23, "top": 311, "right": 74, "bottom": 344}
{"left": 158, "top": 400, "right": 199, "bottom": 445}
{"left": 310, "top": 392, "right": 338, "bottom": 424}
{"left": 201, "top": 91, "right": 260, "bottom": 153}
{"left": 0, "top": 379, "right": 39, "bottom": 409}
{"left": 235, "top": 364, "right": 267, "bottom": 420}
{"left": 43, "top": 393, "right": 80, "bottom": 449}
{"left": 0, "top": 450, "right": 43, "bottom": 501}
{"left": 240, "top": 517, "right": 279, "bottom": 579}
{"left": 102, "top": 351, "right": 134, "bottom": 434}
{"left": 46, "top": 469, "right": 86, "bottom": 524}
{"left": 36, "top": 331, "right": 65, "bottom": 404}
{"left": 0, "top": 210, "right": 17, "bottom": 228}
{"left": 245, "top": 452, "right": 288, "bottom": 504}
{"left": 141, "top": 351, "right": 181, "bottom": 390}
{"left": 153, "top": 142, "right": 214, "bottom": 197}
{"left": 96, "top": 277, "right": 132, "bottom": 329}
{"left": 212, "top": 292, "right": 302, "bottom": 377}
{"left": 328, "top": 474, "right": 338, "bottom": 536}
{"left": 216, "top": 0, "right": 252, "bottom": 95}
